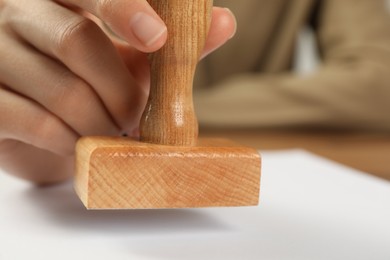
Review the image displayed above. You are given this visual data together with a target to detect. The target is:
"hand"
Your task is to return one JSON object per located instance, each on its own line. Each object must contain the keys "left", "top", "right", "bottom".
{"left": 0, "top": 0, "right": 236, "bottom": 184}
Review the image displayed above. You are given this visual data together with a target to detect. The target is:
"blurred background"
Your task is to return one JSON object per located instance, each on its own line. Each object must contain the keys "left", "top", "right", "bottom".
{"left": 295, "top": 0, "right": 390, "bottom": 75}
{"left": 200, "top": 0, "right": 390, "bottom": 181}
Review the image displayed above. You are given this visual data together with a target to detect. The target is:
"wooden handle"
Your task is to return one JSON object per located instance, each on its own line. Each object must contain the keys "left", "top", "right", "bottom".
{"left": 140, "top": 0, "right": 213, "bottom": 146}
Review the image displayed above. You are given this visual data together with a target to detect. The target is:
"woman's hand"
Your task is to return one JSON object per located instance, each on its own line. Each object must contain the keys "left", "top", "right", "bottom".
{"left": 0, "top": 0, "right": 236, "bottom": 184}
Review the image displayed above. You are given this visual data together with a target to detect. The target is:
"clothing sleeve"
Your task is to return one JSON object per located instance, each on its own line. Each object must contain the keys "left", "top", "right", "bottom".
{"left": 194, "top": 0, "right": 390, "bottom": 131}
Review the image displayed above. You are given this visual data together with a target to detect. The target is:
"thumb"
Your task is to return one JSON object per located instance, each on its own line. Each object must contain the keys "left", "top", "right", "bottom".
{"left": 56, "top": 0, "right": 168, "bottom": 52}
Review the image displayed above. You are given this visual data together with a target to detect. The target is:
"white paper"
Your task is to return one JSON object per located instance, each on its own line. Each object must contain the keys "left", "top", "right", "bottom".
{"left": 1, "top": 150, "right": 389, "bottom": 260}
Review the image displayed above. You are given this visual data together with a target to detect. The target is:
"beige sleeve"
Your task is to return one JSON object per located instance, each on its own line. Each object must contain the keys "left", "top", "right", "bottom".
{"left": 194, "top": 0, "right": 390, "bottom": 131}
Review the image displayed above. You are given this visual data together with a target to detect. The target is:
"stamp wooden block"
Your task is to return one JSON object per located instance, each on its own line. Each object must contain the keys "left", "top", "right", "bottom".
{"left": 74, "top": 0, "right": 262, "bottom": 209}
{"left": 75, "top": 137, "right": 261, "bottom": 209}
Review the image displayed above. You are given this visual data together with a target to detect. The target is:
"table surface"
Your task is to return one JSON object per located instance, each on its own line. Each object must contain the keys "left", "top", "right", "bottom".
{"left": 1, "top": 149, "right": 389, "bottom": 260}
{"left": 201, "top": 129, "right": 390, "bottom": 181}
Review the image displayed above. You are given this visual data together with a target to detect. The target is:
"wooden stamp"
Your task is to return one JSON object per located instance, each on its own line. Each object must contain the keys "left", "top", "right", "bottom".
{"left": 74, "top": 0, "right": 261, "bottom": 209}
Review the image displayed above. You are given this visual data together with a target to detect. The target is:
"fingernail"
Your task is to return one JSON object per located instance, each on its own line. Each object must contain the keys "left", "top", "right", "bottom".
{"left": 130, "top": 12, "right": 167, "bottom": 47}
{"left": 224, "top": 8, "right": 237, "bottom": 39}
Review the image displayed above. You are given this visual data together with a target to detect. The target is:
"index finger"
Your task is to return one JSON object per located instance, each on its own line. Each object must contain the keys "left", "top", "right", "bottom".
{"left": 55, "top": 0, "right": 168, "bottom": 52}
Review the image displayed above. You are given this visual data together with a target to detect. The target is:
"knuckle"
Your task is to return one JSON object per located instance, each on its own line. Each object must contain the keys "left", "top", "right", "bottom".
{"left": 30, "top": 112, "right": 59, "bottom": 142}
{"left": 53, "top": 77, "right": 95, "bottom": 117}
{"left": 53, "top": 18, "right": 98, "bottom": 57}
{"left": 1, "top": 0, "right": 25, "bottom": 25}
{"left": 28, "top": 112, "right": 74, "bottom": 156}
{"left": 51, "top": 77, "right": 108, "bottom": 135}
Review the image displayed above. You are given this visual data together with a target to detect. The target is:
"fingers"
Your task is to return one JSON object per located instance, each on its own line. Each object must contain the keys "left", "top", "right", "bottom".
{"left": 55, "top": 0, "right": 237, "bottom": 55}
{"left": 55, "top": 0, "right": 168, "bottom": 52}
{"left": 3, "top": 0, "right": 236, "bottom": 141}
{"left": 112, "top": 7, "right": 237, "bottom": 88}
{"left": 0, "top": 139, "right": 73, "bottom": 184}
{"left": 0, "top": 86, "right": 78, "bottom": 156}
{"left": 7, "top": 0, "right": 147, "bottom": 133}
{"left": 114, "top": 7, "right": 237, "bottom": 58}
{"left": 0, "top": 32, "right": 121, "bottom": 137}
{"left": 202, "top": 7, "right": 237, "bottom": 59}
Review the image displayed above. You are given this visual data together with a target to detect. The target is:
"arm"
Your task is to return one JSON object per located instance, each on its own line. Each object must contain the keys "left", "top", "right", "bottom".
{"left": 195, "top": 0, "right": 390, "bottom": 131}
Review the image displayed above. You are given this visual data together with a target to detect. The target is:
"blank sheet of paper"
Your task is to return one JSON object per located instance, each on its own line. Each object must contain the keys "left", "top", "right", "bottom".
{"left": 1, "top": 150, "right": 389, "bottom": 260}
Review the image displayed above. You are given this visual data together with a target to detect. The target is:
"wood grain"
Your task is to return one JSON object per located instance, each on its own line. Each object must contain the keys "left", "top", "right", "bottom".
{"left": 75, "top": 137, "right": 261, "bottom": 209}
{"left": 140, "top": 0, "right": 212, "bottom": 146}
{"left": 75, "top": 0, "right": 262, "bottom": 209}
{"left": 201, "top": 129, "right": 390, "bottom": 181}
